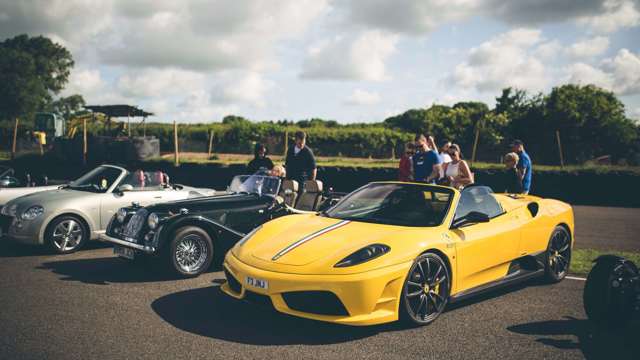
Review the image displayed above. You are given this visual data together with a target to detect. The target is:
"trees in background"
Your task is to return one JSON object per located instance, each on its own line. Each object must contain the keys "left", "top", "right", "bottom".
{"left": 383, "top": 85, "right": 639, "bottom": 165}
{"left": 0, "top": 34, "right": 79, "bottom": 122}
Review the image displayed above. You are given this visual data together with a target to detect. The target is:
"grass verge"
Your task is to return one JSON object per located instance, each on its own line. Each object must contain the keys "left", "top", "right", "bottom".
{"left": 571, "top": 249, "right": 640, "bottom": 276}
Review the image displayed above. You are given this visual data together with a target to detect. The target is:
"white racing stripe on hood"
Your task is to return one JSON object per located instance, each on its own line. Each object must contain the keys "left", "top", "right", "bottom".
{"left": 271, "top": 220, "right": 351, "bottom": 261}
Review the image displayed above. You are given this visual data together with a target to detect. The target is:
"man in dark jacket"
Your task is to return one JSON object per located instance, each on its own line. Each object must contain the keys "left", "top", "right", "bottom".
{"left": 285, "top": 131, "right": 317, "bottom": 185}
{"left": 247, "top": 143, "right": 274, "bottom": 174}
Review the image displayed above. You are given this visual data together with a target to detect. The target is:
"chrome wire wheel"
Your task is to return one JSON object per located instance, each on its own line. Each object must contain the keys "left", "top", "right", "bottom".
{"left": 546, "top": 227, "right": 571, "bottom": 281}
{"left": 402, "top": 253, "right": 450, "bottom": 325}
{"left": 51, "top": 219, "right": 84, "bottom": 252}
{"left": 174, "top": 234, "right": 209, "bottom": 273}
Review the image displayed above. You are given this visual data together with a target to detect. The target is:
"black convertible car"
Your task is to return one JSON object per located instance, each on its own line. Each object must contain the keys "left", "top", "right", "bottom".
{"left": 99, "top": 174, "right": 341, "bottom": 277}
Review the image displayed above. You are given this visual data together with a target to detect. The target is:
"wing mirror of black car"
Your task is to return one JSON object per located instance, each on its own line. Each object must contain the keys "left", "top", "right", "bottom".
{"left": 451, "top": 211, "right": 490, "bottom": 229}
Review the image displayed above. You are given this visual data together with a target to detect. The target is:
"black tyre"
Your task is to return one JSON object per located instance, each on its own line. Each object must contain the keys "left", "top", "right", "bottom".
{"left": 168, "top": 226, "right": 214, "bottom": 277}
{"left": 400, "top": 252, "right": 450, "bottom": 326}
{"left": 584, "top": 258, "right": 635, "bottom": 330}
{"left": 544, "top": 226, "right": 571, "bottom": 283}
{"left": 44, "top": 215, "right": 89, "bottom": 254}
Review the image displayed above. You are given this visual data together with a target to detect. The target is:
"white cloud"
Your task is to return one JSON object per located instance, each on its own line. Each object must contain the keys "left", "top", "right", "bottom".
{"left": 566, "top": 49, "right": 640, "bottom": 95}
{"left": 344, "top": 89, "right": 381, "bottom": 105}
{"left": 577, "top": 0, "right": 640, "bottom": 33}
{"left": 448, "top": 29, "right": 550, "bottom": 93}
{"left": 300, "top": 30, "right": 398, "bottom": 81}
{"left": 342, "top": 0, "right": 481, "bottom": 34}
{"left": 567, "top": 36, "right": 609, "bottom": 59}
{"left": 116, "top": 69, "right": 206, "bottom": 98}
{"left": 210, "top": 71, "right": 273, "bottom": 107}
{"left": 566, "top": 62, "right": 614, "bottom": 89}
{"left": 175, "top": 90, "right": 239, "bottom": 123}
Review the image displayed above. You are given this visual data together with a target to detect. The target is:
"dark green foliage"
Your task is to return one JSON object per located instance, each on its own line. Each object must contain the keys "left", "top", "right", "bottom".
{"left": 0, "top": 34, "right": 74, "bottom": 121}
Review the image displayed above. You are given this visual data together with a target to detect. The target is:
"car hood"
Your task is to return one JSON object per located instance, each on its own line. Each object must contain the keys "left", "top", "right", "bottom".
{"left": 233, "top": 214, "right": 439, "bottom": 275}
{"left": 143, "top": 192, "right": 260, "bottom": 214}
{"left": 4, "top": 188, "right": 89, "bottom": 208}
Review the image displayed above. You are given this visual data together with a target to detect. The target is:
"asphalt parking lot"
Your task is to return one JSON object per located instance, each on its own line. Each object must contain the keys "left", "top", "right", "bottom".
{"left": 0, "top": 206, "right": 638, "bottom": 360}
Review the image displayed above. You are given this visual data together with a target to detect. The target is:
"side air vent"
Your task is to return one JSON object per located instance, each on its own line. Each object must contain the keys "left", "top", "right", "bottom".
{"left": 527, "top": 202, "right": 539, "bottom": 217}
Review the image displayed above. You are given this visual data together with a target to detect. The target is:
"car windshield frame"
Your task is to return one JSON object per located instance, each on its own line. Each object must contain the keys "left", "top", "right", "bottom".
{"left": 228, "top": 175, "right": 281, "bottom": 197}
{"left": 0, "top": 166, "right": 12, "bottom": 178}
{"left": 322, "top": 182, "right": 455, "bottom": 227}
{"left": 67, "top": 165, "right": 125, "bottom": 193}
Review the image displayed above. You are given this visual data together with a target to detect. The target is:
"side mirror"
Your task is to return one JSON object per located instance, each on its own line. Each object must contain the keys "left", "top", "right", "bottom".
{"left": 117, "top": 184, "right": 134, "bottom": 193}
{"left": 452, "top": 211, "right": 490, "bottom": 228}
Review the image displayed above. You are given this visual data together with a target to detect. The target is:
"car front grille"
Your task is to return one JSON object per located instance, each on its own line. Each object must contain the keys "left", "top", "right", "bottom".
{"left": 282, "top": 291, "right": 349, "bottom": 316}
{"left": 224, "top": 268, "right": 242, "bottom": 294}
{"left": 122, "top": 208, "right": 148, "bottom": 240}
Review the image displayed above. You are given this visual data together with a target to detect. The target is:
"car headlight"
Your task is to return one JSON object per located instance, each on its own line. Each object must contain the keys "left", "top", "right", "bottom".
{"left": 334, "top": 244, "right": 390, "bottom": 267}
{"left": 116, "top": 208, "right": 127, "bottom": 223}
{"left": 147, "top": 212, "right": 160, "bottom": 230}
{"left": 21, "top": 205, "right": 44, "bottom": 221}
{"left": 235, "top": 225, "right": 262, "bottom": 248}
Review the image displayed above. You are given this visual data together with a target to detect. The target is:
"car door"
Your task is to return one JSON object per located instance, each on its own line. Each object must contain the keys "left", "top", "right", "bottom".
{"left": 449, "top": 186, "right": 522, "bottom": 292}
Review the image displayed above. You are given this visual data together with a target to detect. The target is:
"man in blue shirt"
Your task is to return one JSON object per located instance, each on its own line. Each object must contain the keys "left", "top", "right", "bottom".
{"left": 511, "top": 140, "right": 532, "bottom": 194}
{"left": 412, "top": 134, "right": 442, "bottom": 183}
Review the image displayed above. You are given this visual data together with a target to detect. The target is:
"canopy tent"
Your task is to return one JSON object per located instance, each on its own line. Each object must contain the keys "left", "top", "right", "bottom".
{"left": 84, "top": 104, "right": 154, "bottom": 137}
{"left": 84, "top": 105, "right": 153, "bottom": 118}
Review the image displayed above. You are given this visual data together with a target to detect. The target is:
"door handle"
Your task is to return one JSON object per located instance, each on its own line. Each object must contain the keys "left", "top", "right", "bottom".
{"left": 154, "top": 196, "right": 162, "bottom": 199}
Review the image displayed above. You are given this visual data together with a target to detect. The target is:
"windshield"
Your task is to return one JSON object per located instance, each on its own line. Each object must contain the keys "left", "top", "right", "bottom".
{"left": 228, "top": 175, "right": 280, "bottom": 197}
{"left": 324, "top": 183, "right": 453, "bottom": 227}
{"left": 68, "top": 166, "right": 123, "bottom": 193}
{"left": 120, "top": 170, "right": 168, "bottom": 190}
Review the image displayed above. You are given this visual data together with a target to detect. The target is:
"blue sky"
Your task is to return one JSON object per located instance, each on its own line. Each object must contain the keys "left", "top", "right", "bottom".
{"left": 1, "top": 0, "right": 639, "bottom": 123}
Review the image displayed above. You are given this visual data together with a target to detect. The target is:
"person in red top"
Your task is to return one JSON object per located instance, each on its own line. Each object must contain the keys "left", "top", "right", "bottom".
{"left": 398, "top": 142, "right": 415, "bottom": 182}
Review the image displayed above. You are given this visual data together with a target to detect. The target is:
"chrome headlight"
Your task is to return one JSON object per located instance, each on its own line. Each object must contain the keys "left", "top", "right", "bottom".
{"left": 334, "top": 244, "right": 390, "bottom": 267}
{"left": 116, "top": 208, "right": 127, "bottom": 223}
{"left": 21, "top": 205, "right": 44, "bottom": 220}
{"left": 147, "top": 212, "right": 160, "bottom": 230}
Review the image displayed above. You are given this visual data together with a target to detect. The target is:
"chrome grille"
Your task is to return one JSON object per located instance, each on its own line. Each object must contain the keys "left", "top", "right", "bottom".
{"left": 123, "top": 208, "right": 148, "bottom": 240}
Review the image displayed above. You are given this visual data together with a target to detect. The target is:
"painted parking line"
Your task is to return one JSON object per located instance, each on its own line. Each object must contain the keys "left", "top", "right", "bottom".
{"left": 566, "top": 276, "right": 586, "bottom": 281}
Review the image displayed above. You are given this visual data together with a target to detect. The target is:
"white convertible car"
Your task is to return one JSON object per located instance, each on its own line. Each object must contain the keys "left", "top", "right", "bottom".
{"left": 0, "top": 165, "right": 216, "bottom": 253}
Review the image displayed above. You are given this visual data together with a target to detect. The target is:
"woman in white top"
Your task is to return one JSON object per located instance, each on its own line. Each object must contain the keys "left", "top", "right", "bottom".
{"left": 442, "top": 144, "right": 473, "bottom": 189}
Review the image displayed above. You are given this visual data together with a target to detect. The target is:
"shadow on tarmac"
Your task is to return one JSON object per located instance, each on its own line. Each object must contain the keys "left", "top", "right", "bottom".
{"left": 35, "top": 255, "right": 211, "bottom": 285}
{"left": 508, "top": 316, "right": 639, "bottom": 359}
{"left": 151, "top": 285, "right": 408, "bottom": 345}
{"left": 0, "top": 239, "right": 110, "bottom": 258}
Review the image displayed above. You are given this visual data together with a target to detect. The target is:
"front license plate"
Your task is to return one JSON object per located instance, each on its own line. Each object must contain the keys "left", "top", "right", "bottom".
{"left": 114, "top": 245, "right": 135, "bottom": 260}
{"left": 246, "top": 276, "right": 268, "bottom": 290}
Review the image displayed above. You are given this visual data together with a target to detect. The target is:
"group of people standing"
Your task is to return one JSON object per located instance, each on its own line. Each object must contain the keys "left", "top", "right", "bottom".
{"left": 398, "top": 135, "right": 533, "bottom": 194}
{"left": 247, "top": 129, "right": 533, "bottom": 195}
{"left": 398, "top": 135, "right": 474, "bottom": 189}
{"left": 247, "top": 130, "right": 317, "bottom": 186}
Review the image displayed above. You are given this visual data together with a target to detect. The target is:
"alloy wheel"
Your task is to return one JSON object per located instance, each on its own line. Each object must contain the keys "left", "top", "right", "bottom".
{"left": 547, "top": 228, "right": 571, "bottom": 278}
{"left": 403, "top": 253, "right": 450, "bottom": 324}
{"left": 52, "top": 219, "right": 84, "bottom": 252}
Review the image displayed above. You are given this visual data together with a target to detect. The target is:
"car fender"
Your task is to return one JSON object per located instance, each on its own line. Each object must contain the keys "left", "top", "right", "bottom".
{"left": 37, "top": 208, "right": 97, "bottom": 243}
{"left": 157, "top": 214, "right": 244, "bottom": 251}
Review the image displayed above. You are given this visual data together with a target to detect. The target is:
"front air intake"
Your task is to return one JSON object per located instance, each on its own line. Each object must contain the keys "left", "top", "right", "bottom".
{"left": 282, "top": 291, "right": 349, "bottom": 316}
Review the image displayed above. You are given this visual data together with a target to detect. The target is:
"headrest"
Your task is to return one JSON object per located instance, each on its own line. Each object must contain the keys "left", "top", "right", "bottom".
{"left": 303, "top": 180, "right": 323, "bottom": 193}
{"left": 282, "top": 179, "right": 299, "bottom": 192}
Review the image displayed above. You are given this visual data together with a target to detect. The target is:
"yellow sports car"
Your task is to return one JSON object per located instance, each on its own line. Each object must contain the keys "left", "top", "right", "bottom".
{"left": 221, "top": 182, "right": 574, "bottom": 326}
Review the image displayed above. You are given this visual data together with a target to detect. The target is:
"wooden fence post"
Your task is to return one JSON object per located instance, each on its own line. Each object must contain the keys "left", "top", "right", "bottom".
{"left": 83, "top": 118, "right": 88, "bottom": 165}
{"left": 283, "top": 129, "right": 288, "bottom": 157}
{"left": 556, "top": 130, "right": 565, "bottom": 168}
{"left": 11, "top": 118, "right": 19, "bottom": 160}
{"left": 207, "top": 130, "right": 214, "bottom": 158}
{"left": 173, "top": 120, "right": 180, "bottom": 166}
{"left": 470, "top": 122, "right": 481, "bottom": 166}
